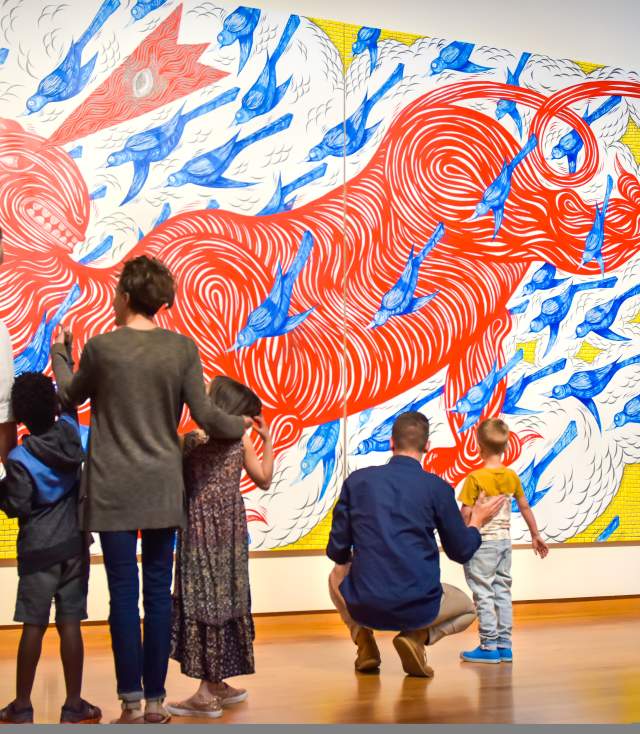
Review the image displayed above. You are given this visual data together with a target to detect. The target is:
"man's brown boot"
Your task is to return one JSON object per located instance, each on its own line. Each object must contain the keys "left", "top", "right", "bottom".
{"left": 393, "top": 630, "right": 434, "bottom": 678}
{"left": 354, "top": 628, "right": 381, "bottom": 672}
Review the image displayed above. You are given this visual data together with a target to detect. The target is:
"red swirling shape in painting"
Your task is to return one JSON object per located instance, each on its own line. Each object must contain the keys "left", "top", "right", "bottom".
{"left": 1, "top": 79, "right": 639, "bottom": 493}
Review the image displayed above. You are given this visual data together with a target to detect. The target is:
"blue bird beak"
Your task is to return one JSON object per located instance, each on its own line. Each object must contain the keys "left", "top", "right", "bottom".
{"left": 226, "top": 343, "right": 238, "bottom": 353}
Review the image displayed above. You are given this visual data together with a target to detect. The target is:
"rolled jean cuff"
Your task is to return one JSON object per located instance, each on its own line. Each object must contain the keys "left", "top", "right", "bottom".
{"left": 144, "top": 690, "right": 166, "bottom": 702}
{"left": 118, "top": 690, "right": 144, "bottom": 703}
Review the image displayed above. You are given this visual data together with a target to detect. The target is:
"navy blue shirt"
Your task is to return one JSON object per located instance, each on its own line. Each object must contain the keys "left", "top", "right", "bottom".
{"left": 326, "top": 455, "right": 481, "bottom": 631}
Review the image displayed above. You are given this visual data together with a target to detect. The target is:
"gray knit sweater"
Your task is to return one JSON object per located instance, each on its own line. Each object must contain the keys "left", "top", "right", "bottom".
{"left": 52, "top": 327, "right": 245, "bottom": 531}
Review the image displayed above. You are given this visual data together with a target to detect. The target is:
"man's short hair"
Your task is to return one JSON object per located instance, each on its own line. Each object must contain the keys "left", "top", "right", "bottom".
{"left": 477, "top": 418, "right": 510, "bottom": 455}
{"left": 391, "top": 411, "right": 430, "bottom": 453}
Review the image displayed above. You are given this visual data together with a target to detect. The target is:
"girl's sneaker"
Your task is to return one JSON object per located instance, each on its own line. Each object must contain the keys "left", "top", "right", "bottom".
{"left": 498, "top": 647, "right": 513, "bottom": 662}
{"left": 460, "top": 646, "right": 501, "bottom": 664}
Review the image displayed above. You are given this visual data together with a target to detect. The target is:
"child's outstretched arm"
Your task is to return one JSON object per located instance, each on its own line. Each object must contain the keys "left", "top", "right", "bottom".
{"left": 242, "top": 416, "right": 273, "bottom": 490}
{"left": 515, "top": 495, "right": 549, "bottom": 558}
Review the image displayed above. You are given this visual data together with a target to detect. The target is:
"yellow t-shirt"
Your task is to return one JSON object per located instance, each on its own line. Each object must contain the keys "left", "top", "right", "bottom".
{"left": 458, "top": 467, "right": 524, "bottom": 540}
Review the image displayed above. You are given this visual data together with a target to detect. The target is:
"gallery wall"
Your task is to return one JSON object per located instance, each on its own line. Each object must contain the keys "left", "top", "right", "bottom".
{"left": 0, "top": 0, "right": 639, "bottom": 620}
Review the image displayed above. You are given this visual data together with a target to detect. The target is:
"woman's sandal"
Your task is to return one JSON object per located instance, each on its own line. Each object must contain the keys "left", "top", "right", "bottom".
{"left": 144, "top": 699, "right": 172, "bottom": 724}
{"left": 110, "top": 701, "right": 144, "bottom": 725}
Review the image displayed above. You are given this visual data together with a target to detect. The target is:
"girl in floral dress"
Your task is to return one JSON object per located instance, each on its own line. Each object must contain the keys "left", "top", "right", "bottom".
{"left": 168, "top": 376, "right": 272, "bottom": 719}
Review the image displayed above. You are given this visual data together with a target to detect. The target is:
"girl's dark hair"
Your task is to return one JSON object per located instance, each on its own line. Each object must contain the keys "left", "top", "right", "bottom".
{"left": 209, "top": 376, "right": 262, "bottom": 417}
{"left": 118, "top": 255, "right": 175, "bottom": 317}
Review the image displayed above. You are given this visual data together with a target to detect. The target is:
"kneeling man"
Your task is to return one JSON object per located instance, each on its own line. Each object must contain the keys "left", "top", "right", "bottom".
{"left": 327, "top": 411, "right": 504, "bottom": 676}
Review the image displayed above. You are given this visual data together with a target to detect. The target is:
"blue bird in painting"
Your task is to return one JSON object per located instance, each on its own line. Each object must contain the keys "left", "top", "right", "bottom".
{"left": 298, "top": 420, "right": 341, "bottom": 501}
{"left": 308, "top": 63, "right": 404, "bottom": 162}
{"left": 549, "top": 353, "right": 640, "bottom": 430}
{"left": 451, "top": 350, "right": 524, "bottom": 433}
{"left": 257, "top": 164, "right": 327, "bottom": 215}
{"left": 551, "top": 96, "right": 622, "bottom": 174}
{"left": 352, "top": 27, "right": 381, "bottom": 74}
{"left": 512, "top": 421, "right": 577, "bottom": 511}
{"left": 153, "top": 202, "right": 171, "bottom": 228}
{"left": 0, "top": 48, "right": 9, "bottom": 65}
{"left": 502, "top": 358, "right": 567, "bottom": 415}
{"left": 575, "top": 283, "right": 640, "bottom": 342}
{"left": 78, "top": 235, "right": 114, "bottom": 265}
{"left": 612, "top": 395, "right": 640, "bottom": 428}
{"left": 529, "top": 277, "right": 617, "bottom": 356}
{"left": 131, "top": 0, "right": 169, "bottom": 21}
{"left": 26, "top": 0, "right": 120, "bottom": 114}
{"left": 13, "top": 285, "right": 81, "bottom": 376}
{"left": 89, "top": 185, "right": 107, "bottom": 200}
{"left": 430, "top": 41, "right": 493, "bottom": 76}
{"left": 509, "top": 300, "right": 529, "bottom": 315}
{"left": 495, "top": 52, "right": 531, "bottom": 138}
{"left": 522, "top": 263, "right": 569, "bottom": 296}
{"left": 355, "top": 384, "right": 445, "bottom": 455}
{"left": 369, "top": 222, "right": 444, "bottom": 328}
{"left": 79, "top": 425, "right": 90, "bottom": 453}
{"left": 231, "top": 230, "right": 315, "bottom": 350}
{"left": 107, "top": 86, "right": 240, "bottom": 204}
{"left": 218, "top": 6, "right": 261, "bottom": 74}
{"left": 166, "top": 112, "right": 292, "bottom": 190}
{"left": 358, "top": 408, "right": 373, "bottom": 430}
{"left": 471, "top": 134, "right": 538, "bottom": 238}
{"left": 235, "top": 14, "right": 300, "bottom": 124}
{"left": 596, "top": 516, "right": 619, "bottom": 541}
{"left": 581, "top": 174, "right": 613, "bottom": 274}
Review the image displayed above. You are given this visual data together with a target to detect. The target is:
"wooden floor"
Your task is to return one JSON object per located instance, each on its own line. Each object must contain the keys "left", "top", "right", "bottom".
{"left": 0, "top": 598, "right": 638, "bottom": 724}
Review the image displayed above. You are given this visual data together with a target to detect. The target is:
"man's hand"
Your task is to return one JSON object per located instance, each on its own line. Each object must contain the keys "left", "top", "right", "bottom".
{"left": 532, "top": 534, "right": 549, "bottom": 558}
{"left": 468, "top": 492, "right": 506, "bottom": 530}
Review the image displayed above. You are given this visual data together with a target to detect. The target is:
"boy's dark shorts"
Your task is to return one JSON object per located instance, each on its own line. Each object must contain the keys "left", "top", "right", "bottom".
{"left": 15, "top": 553, "right": 89, "bottom": 626}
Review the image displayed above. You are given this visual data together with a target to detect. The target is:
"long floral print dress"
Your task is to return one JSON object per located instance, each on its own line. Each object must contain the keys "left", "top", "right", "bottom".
{"left": 170, "top": 432, "right": 255, "bottom": 682}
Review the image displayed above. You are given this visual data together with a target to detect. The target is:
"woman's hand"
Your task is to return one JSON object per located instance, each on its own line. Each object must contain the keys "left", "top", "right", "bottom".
{"left": 53, "top": 325, "right": 66, "bottom": 345}
{"left": 53, "top": 325, "right": 73, "bottom": 349}
{"left": 253, "top": 415, "right": 271, "bottom": 442}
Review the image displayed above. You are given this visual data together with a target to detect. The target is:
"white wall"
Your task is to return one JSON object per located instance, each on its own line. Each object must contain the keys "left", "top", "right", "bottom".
{"left": 0, "top": 544, "right": 639, "bottom": 624}
{"left": 254, "top": 0, "right": 639, "bottom": 72}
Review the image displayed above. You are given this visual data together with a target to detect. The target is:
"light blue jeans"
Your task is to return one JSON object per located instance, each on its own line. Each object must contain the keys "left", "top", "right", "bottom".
{"left": 464, "top": 539, "right": 512, "bottom": 650}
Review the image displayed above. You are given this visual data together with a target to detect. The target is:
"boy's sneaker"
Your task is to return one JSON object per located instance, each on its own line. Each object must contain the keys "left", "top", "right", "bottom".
{"left": 460, "top": 646, "right": 501, "bottom": 664}
{"left": 0, "top": 701, "right": 34, "bottom": 724}
{"left": 498, "top": 647, "right": 513, "bottom": 662}
{"left": 60, "top": 699, "right": 102, "bottom": 724}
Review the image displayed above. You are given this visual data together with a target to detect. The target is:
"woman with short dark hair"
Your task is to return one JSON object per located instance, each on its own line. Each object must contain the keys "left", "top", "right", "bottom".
{"left": 52, "top": 255, "right": 253, "bottom": 724}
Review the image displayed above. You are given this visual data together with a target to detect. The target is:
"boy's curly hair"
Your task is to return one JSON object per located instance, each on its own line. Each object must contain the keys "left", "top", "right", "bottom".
{"left": 11, "top": 372, "right": 58, "bottom": 435}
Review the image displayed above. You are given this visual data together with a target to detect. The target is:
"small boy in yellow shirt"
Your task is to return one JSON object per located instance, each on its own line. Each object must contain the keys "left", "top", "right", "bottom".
{"left": 458, "top": 418, "right": 548, "bottom": 664}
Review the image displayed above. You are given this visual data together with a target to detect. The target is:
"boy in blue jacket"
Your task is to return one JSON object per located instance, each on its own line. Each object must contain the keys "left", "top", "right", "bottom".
{"left": 0, "top": 372, "right": 100, "bottom": 724}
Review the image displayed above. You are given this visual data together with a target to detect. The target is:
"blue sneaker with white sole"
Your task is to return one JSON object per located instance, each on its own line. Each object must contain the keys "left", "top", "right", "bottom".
{"left": 460, "top": 646, "right": 501, "bottom": 664}
{"left": 498, "top": 647, "right": 513, "bottom": 662}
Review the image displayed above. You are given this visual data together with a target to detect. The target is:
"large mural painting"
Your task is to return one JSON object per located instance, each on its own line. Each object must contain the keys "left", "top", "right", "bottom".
{"left": 0, "top": 0, "right": 639, "bottom": 558}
